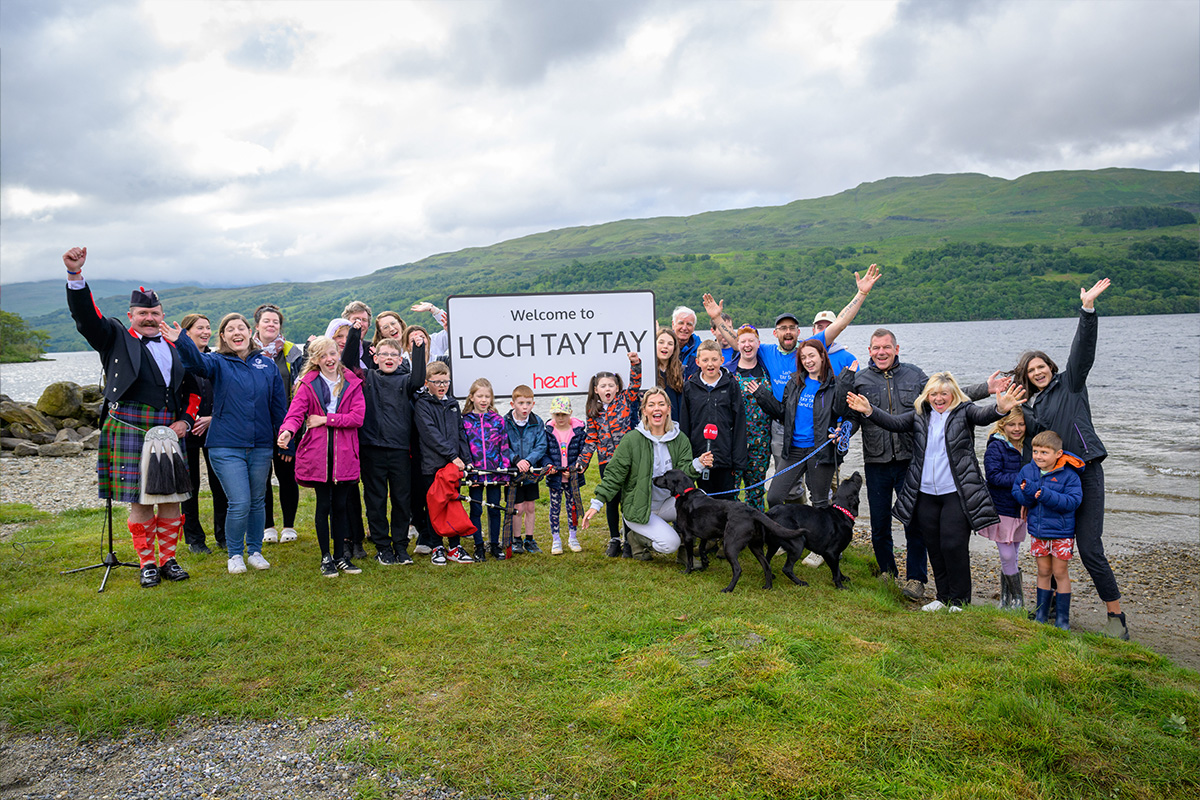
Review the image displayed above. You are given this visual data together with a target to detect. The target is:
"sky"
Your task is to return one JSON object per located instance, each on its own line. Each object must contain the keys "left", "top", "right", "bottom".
{"left": 2, "top": 0, "right": 1197, "bottom": 287}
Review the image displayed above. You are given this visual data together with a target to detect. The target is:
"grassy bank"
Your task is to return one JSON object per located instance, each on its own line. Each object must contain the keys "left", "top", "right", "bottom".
{"left": 1, "top": 486, "right": 1196, "bottom": 799}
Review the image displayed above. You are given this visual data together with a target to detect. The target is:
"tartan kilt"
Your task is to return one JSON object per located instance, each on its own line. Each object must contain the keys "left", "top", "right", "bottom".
{"left": 97, "top": 402, "right": 175, "bottom": 503}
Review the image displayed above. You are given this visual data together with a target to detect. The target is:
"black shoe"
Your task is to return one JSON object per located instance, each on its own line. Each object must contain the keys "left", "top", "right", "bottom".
{"left": 336, "top": 557, "right": 362, "bottom": 574}
{"left": 395, "top": 549, "right": 413, "bottom": 565}
{"left": 523, "top": 537, "right": 542, "bottom": 554}
{"left": 320, "top": 555, "right": 338, "bottom": 578}
{"left": 352, "top": 543, "right": 368, "bottom": 561}
{"left": 622, "top": 540, "right": 633, "bottom": 559}
{"left": 488, "top": 544, "right": 506, "bottom": 561}
{"left": 140, "top": 565, "right": 160, "bottom": 588}
{"left": 159, "top": 558, "right": 189, "bottom": 582}
{"left": 605, "top": 537, "right": 622, "bottom": 558}
{"left": 188, "top": 543, "right": 212, "bottom": 555}
{"left": 511, "top": 538, "right": 526, "bottom": 555}
{"left": 376, "top": 549, "right": 398, "bottom": 566}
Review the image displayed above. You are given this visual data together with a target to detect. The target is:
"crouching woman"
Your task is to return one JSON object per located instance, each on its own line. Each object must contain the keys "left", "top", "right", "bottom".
{"left": 581, "top": 387, "right": 713, "bottom": 557}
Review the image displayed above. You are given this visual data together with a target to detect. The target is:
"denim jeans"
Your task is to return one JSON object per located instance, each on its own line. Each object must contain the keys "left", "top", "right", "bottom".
{"left": 864, "top": 460, "right": 928, "bottom": 583}
{"left": 208, "top": 447, "right": 274, "bottom": 559}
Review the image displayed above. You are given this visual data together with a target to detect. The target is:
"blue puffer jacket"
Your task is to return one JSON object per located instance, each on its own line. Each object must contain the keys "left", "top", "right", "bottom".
{"left": 176, "top": 332, "right": 286, "bottom": 449}
{"left": 505, "top": 410, "right": 551, "bottom": 468}
{"left": 544, "top": 418, "right": 588, "bottom": 490}
{"left": 1011, "top": 454, "right": 1084, "bottom": 540}
{"left": 983, "top": 434, "right": 1025, "bottom": 518}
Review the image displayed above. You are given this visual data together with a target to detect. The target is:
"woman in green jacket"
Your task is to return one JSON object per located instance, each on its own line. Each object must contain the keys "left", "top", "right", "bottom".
{"left": 582, "top": 387, "right": 713, "bottom": 555}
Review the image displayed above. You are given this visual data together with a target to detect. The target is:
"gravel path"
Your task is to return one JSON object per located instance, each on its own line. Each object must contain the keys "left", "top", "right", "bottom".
{"left": 0, "top": 717, "right": 482, "bottom": 800}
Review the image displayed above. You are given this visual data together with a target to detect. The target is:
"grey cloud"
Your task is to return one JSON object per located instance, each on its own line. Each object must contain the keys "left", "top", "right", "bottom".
{"left": 227, "top": 22, "right": 311, "bottom": 71}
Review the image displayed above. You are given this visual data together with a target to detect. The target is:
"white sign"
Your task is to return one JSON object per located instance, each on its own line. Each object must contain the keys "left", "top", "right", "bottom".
{"left": 446, "top": 291, "right": 657, "bottom": 398}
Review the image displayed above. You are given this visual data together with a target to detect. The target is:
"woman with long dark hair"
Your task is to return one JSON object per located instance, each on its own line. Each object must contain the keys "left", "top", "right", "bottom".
{"left": 1010, "top": 279, "right": 1127, "bottom": 640}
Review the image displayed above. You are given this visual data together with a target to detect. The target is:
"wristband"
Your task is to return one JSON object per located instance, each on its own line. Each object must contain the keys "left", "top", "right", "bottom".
{"left": 67, "top": 270, "right": 82, "bottom": 276}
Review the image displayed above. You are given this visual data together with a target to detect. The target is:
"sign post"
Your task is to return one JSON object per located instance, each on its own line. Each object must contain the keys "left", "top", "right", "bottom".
{"left": 446, "top": 291, "right": 656, "bottom": 398}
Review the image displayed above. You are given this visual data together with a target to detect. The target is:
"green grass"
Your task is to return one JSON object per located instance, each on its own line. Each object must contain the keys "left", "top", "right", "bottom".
{"left": 1, "top": 491, "right": 1197, "bottom": 799}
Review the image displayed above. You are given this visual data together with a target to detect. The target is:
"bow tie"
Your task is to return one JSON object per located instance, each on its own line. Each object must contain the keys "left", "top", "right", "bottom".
{"left": 141, "top": 334, "right": 163, "bottom": 344}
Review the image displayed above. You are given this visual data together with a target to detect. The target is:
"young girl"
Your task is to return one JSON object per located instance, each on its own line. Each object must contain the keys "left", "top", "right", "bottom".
{"left": 980, "top": 409, "right": 1029, "bottom": 609}
{"left": 462, "top": 378, "right": 512, "bottom": 561}
{"left": 654, "top": 327, "right": 684, "bottom": 420}
{"left": 575, "top": 351, "right": 642, "bottom": 558}
{"left": 277, "top": 336, "right": 366, "bottom": 577}
{"left": 544, "top": 396, "right": 587, "bottom": 554}
{"left": 371, "top": 311, "right": 405, "bottom": 353}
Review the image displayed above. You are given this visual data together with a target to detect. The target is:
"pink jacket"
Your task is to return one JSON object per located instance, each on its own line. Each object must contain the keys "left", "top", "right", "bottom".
{"left": 281, "top": 369, "right": 365, "bottom": 485}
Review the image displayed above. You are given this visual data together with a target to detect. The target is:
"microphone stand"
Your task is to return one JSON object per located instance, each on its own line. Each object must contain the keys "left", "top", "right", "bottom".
{"left": 61, "top": 497, "right": 138, "bottom": 593}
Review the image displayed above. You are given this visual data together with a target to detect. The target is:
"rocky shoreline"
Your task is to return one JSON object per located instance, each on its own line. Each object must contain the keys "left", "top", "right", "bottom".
{"left": 0, "top": 383, "right": 104, "bottom": 459}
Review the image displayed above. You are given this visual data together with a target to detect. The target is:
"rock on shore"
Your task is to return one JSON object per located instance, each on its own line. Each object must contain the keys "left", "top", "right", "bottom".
{"left": 1, "top": 383, "right": 103, "bottom": 459}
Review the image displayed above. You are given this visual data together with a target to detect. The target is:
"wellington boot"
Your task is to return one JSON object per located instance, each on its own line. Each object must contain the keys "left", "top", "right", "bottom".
{"left": 1034, "top": 588, "right": 1053, "bottom": 624}
{"left": 1008, "top": 571, "right": 1025, "bottom": 609}
{"left": 998, "top": 570, "right": 1011, "bottom": 609}
{"left": 1054, "top": 592, "right": 1071, "bottom": 631}
{"left": 627, "top": 531, "right": 654, "bottom": 561}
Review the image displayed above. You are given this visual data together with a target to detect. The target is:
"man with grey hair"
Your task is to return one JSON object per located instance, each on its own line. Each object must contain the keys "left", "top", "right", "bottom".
{"left": 342, "top": 300, "right": 373, "bottom": 370}
{"left": 671, "top": 305, "right": 701, "bottom": 378}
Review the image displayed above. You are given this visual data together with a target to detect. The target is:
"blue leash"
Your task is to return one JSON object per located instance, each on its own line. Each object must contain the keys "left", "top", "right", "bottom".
{"left": 705, "top": 419, "right": 854, "bottom": 498}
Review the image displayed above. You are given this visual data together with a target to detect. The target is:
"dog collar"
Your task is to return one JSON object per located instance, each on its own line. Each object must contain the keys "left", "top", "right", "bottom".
{"left": 833, "top": 504, "right": 856, "bottom": 522}
{"left": 673, "top": 487, "right": 698, "bottom": 499}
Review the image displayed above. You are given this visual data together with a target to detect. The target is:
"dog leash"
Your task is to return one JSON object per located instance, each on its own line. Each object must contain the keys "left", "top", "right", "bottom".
{"left": 705, "top": 420, "right": 854, "bottom": 498}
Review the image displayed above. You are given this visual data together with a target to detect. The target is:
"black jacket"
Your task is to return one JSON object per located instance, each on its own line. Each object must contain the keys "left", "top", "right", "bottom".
{"left": 866, "top": 401, "right": 1004, "bottom": 531}
{"left": 67, "top": 282, "right": 193, "bottom": 423}
{"left": 753, "top": 368, "right": 849, "bottom": 465}
{"left": 413, "top": 388, "right": 471, "bottom": 475}
{"left": 1022, "top": 309, "right": 1107, "bottom": 463}
{"left": 346, "top": 341, "right": 426, "bottom": 450}
{"left": 845, "top": 361, "right": 990, "bottom": 464}
{"left": 678, "top": 368, "right": 747, "bottom": 471}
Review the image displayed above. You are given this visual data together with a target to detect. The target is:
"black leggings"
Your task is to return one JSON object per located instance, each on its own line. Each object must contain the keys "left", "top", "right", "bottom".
{"left": 314, "top": 482, "right": 352, "bottom": 559}
{"left": 264, "top": 452, "right": 298, "bottom": 529}
{"left": 913, "top": 492, "right": 972, "bottom": 605}
{"left": 597, "top": 461, "right": 622, "bottom": 538}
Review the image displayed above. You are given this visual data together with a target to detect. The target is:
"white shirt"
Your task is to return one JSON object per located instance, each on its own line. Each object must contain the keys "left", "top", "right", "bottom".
{"left": 919, "top": 408, "right": 957, "bottom": 495}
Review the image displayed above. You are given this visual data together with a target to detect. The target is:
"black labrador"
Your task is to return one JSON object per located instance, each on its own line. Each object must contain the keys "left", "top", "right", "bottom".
{"left": 765, "top": 471, "right": 863, "bottom": 589}
{"left": 654, "top": 470, "right": 809, "bottom": 593}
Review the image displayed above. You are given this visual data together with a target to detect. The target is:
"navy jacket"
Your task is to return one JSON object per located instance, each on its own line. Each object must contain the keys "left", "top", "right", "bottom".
{"left": 983, "top": 434, "right": 1025, "bottom": 518}
{"left": 505, "top": 411, "right": 551, "bottom": 468}
{"left": 544, "top": 419, "right": 588, "bottom": 490}
{"left": 176, "top": 332, "right": 286, "bottom": 449}
{"left": 413, "top": 388, "right": 471, "bottom": 475}
{"left": 1012, "top": 455, "right": 1085, "bottom": 540}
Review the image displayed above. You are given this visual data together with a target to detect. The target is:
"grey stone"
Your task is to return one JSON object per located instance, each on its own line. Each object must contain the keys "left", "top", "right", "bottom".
{"left": 1, "top": 437, "right": 24, "bottom": 451}
{"left": 82, "top": 429, "right": 102, "bottom": 450}
{"left": 36, "top": 382, "right": 83, "bottom": 419}
{"left": 13, "top": 441, "right": 39, "bottom": 457}
{"left": 30, "top": 432, "right": 56, "bottom": 445}
{"left": 77, "top": 426, "right": 95, "bottom": 437}
{"left": 0, "top": 401, "right": 57, "bottom": 434}
{"left": 38, "top": 441, "right": 84, "bottom": 457}
{"left": 7, "top": 422, "right": 32, "bottom": 440}
{"left": 55, "top": 428, "right": 83, "bottom": 443}
{"left": 60, "top": 417, "right": 83, "bottom": 429}
{"left": 81, "top": 384, "right": 104, "bottom": 403}
{"left": 80, "top": 400, "right": 104, "bottom": 423}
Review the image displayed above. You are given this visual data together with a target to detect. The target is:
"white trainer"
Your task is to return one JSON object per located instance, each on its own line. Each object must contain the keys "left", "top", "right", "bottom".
{"left": 247, "top": 552, "right": 271, "bottom": 570}
{"left": 279, "top": 527, "right": 298, "bottom": 543}
{"left": 227, "top": 555, "right": 247, "bottom": 574}
{"left": 262, "top": 527, "right": 278, "bottom": 543}
{"left": 802, "top": 552, "right": 824, "bottom": 568}
{"left": 921, "top": 599, "right": 946, "bottom": 612}
{"left": 551, "top": 538, "right": 563, "bottom": 555}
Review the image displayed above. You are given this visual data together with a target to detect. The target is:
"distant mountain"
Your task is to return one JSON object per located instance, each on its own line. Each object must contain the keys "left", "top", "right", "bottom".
{"left": 20, "top": 168, "right": 1199, "bottom": 352}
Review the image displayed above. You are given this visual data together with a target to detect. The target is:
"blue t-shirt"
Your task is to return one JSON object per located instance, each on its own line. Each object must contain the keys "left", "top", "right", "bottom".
{"left": 759, "top": 330, "right": 833, "bottom": 402}
{"left": 791, "top": 377, "right": 820, "bottom": 448}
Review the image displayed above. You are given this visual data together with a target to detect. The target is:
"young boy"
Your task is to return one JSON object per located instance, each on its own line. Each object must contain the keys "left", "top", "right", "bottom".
{"left": 413, "top": 361, "right": 475, "bottom": 565}
{"left": 504, "top": 385, "right": 550, "bottom": 554}
{"left": 678, "top": 339, "right": 747, "bottom": 495}
{"left": 1012, "top": 430, "right": 1084, "bottom": 630}
{"left": 544, "top": 396, "right": 587, "bottom": 554}
{"left": 343, "top": 335, "right": 425, "bottom": 565}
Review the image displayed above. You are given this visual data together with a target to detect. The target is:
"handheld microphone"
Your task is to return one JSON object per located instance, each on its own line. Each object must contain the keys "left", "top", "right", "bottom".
{"left": 702, "top": 424, "right": 718, "bottom": 481}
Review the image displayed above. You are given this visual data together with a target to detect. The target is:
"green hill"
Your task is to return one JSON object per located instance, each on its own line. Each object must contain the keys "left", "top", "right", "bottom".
{"left": 23, "top": 168, "right": 1200, "bottom": 352}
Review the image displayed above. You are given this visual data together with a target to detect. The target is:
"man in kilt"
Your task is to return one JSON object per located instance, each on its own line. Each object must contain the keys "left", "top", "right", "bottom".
{"left": 64, "top": 247, "right": 200, "bottom": 588}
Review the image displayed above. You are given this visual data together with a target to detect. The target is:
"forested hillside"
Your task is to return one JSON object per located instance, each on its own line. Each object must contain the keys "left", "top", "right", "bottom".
{"left": 18, "top": 168, "right": 1198, "bottom": 351}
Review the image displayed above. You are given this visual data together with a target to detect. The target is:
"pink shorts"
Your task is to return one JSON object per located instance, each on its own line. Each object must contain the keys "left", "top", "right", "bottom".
{"left": 1031, "top": 537, "right": 1074, "bottom": 561}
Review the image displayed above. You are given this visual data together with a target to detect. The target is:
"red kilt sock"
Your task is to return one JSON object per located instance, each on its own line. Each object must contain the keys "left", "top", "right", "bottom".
{"left": 156, "top": 515, "right": 184, "bottom": 566}
{"left": 128, "top": 519, "right": 157, "bottom": 567}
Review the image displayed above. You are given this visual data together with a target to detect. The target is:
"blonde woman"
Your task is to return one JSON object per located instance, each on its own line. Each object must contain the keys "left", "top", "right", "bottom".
{"left": 582, "top": 386, "right": 713, "bottom": 558}
{"left": 846, "top": 374, "right": 1026, "bottom": 611}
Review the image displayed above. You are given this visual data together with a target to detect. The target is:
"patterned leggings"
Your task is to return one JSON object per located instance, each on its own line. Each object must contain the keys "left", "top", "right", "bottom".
{"left": 547, "top": 484, "right": 578, "bottom": 539}
{"left": 733, "top": 444, "right": 772, "bottom": 511}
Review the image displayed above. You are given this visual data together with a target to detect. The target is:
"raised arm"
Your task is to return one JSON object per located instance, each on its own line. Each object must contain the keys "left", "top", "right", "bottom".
{"left": 1063, "top": 279, "right": 1109, "bottom": 392}
{"left": 702, "top": 293, "right": 739, "bottom": 346}
{"left": 820, "top": 264, "right": 880, "bottom": 346}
